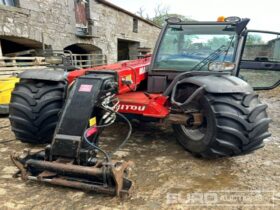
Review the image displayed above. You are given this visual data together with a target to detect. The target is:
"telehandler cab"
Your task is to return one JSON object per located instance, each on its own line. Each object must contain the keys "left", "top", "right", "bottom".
{"left": 9, "top": 17, "right": 280, "bottom": 196}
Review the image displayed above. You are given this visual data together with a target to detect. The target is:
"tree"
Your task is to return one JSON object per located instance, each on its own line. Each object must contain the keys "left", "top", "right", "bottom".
{"left": 152, "top": 13, "right": 191, "bottom": 27}
{"left": 136, "top": 6, "right": 146, "bottom": 18}
{"left": 137, "top": 4, "right": 192, "bottom": 27}
{"left": 206, "top": 37, "right": 230, "bottom": 49}
{"left": 246, "top": 34, "right": 265, "bottom": 45}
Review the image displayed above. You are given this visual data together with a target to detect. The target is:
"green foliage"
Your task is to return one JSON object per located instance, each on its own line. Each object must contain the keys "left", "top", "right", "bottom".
{"left": 160, "top": 33, "right": 178, "bottom": 53}
{"left": 206, "top": 37, "right": 229, "bottom": 49}
{"left": 151, "top": 14, "right": 192, "bottom": 27}
{"left": 136, "top": 4, "right": 193, "bottom": 27}
{"left": 246, "top": 34, "right": 265, "bottom": 45}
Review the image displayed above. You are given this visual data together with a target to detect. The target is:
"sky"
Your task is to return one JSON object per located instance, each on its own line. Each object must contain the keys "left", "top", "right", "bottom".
{"left": 108, "top": 0, "right": 280, "bottom": 32}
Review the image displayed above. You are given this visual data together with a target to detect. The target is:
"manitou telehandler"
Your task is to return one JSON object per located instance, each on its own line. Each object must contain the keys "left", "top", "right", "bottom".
{"left": 9, "top": 17, "right": 280, "bottom": 196}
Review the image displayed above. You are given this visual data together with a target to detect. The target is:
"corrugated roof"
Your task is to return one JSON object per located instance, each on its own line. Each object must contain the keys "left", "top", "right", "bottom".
{"left": 96, "top": 0, "right": 161, "bottom": 29}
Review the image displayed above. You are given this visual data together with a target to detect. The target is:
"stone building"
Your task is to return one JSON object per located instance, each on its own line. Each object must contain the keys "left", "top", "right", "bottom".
{"left": 0, "top": 0, "right": 161, "bottom": 64}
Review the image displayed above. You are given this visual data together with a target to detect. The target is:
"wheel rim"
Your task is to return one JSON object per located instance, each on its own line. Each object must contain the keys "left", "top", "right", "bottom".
{"left": 180, "top": 117, "right": 207, "bottom": 141}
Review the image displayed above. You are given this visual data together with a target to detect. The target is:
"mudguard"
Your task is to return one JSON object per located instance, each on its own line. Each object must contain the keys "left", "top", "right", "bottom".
{"left": 19, "top": 69, "right": 67, "bottom": 82}
{"left": 180, "top": 75, "right": 253, "bottom": 93}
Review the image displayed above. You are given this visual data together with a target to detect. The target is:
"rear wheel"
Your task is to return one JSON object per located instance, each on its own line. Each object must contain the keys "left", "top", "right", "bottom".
{"left": 173, "top": 89, "right": 271, "bottom": 158}
{"left": 9, "top": 79, "right": 66, "bottom": 144}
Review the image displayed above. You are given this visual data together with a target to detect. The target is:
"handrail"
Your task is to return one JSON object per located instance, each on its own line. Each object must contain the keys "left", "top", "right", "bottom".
{"left": 70, "top": 54, "right": 107, "bottom": 68}
{"left": 0, "top": 53, "right": 107, "bottom": 77}
{"left": 0, "top": 57, "right": 46, "bottom": 68}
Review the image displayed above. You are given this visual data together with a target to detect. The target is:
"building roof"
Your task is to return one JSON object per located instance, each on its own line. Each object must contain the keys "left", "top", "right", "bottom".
{"left": 96, "top": 0, "right": 161, "bottom": 29}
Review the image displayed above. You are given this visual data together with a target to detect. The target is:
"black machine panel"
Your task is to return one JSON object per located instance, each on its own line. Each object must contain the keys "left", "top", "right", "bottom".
{"left": 50, "top": 74, "right": 115, "bottom": 159}
{"left": 147, "top": 75, "right": 167, "bottom": 93}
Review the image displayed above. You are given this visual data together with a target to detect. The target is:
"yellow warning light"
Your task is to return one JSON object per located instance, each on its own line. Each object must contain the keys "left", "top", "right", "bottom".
{"left": 217, "top": 16, "right": 226, "bottom": 22}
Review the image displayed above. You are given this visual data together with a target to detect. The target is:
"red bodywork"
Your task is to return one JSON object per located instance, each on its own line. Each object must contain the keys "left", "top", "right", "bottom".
{"left": 67, "top": 56, "right": 170, "bottom": 119}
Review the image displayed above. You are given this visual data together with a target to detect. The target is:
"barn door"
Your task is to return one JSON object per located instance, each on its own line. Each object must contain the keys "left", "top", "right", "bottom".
{"left": 74, "top": 0, "right": 89, "bottom": 36}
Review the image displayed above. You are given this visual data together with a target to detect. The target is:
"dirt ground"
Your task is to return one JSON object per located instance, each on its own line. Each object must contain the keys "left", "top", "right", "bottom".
{"left": 0, "top": 88, "right": 279, "bottom": 210}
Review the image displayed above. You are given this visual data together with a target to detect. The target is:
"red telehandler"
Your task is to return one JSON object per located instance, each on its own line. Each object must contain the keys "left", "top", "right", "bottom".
{"left": 9, "top": 17, "right": 280, "bottom": 196}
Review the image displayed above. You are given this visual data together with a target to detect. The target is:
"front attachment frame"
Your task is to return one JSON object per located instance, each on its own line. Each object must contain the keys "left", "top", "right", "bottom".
{"left": 11, "top": 149, "right": 133, "bottom": 197}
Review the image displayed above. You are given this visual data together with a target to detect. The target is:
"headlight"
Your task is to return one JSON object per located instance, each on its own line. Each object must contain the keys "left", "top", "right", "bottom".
{"left": 208, "top": 62, "right": 235, "bottom": 72}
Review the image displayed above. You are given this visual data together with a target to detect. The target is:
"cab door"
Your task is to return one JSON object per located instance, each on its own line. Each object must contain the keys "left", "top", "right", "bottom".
{"left": 237, "top": 30, "right": 280, "bottom": 90}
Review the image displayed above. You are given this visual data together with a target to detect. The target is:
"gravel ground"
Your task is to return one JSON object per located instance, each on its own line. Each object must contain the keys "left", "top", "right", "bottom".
{"left": 0, "top": 88, "right": 279, "bottom": 210}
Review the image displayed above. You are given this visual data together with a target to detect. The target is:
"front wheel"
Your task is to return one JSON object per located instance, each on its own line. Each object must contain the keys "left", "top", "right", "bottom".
{"left": 9, "top": 79, "right": 66, "bottom": 144}
{"left": 173, "top": 92, "right": 271, "bottom": 158}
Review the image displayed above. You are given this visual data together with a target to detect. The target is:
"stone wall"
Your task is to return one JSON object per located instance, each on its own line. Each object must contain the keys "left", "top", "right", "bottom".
{"left": 90, "top": 1, "right": 161, "bottom": 62}
{"left": 0, "top": 0, "right": 81, "bottom": 50}
{"left": 0, "top": 0, "right": 161, "bottom": 63}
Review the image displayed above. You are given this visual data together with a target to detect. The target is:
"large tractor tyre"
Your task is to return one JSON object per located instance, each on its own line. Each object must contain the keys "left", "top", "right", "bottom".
{"left": 173, "top": 88, "right": 271, "bottom": 158}
{"left": 9, "top": 79, "right": 66, "bottom": 144}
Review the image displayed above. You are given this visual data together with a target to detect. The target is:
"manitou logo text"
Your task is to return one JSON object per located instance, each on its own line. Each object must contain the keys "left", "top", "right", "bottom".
{"left": 118, "top": 104, "right": 146, "bottom": 112}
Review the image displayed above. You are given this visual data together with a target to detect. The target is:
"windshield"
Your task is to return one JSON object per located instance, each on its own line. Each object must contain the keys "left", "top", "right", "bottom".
{"left": 154, "top": 24, "right": 238, "bottom": 71}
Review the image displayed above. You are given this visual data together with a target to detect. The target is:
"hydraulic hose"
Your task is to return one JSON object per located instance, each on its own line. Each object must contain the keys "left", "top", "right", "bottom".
{"left": 83, "top": 109, "right": 132, "bottom": 162}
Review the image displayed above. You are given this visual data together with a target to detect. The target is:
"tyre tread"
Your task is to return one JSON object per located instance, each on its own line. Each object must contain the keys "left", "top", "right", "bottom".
{"left": 174, "top": 92, "right": 271, "bottom": 158}
{"left": 9, "top": 80, "right": 65, "bottom": 144}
